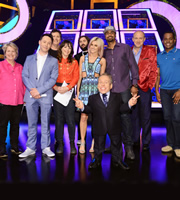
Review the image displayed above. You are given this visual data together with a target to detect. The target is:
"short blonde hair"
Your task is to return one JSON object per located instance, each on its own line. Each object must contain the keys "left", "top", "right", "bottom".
{"left": 88, "top": 37, "right": 104, "bottom": 58}
{"left": 2, "top": 42, "right": 19, "bottom": 59}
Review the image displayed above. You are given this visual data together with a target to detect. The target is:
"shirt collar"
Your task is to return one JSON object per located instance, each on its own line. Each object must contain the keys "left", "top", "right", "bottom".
{"left": 133, "top": 45, "right": 143, "bottom": 52}
{"left": 161, "top": 46, "right": 177, "bottom": 54}
{"left": 37, "top": 52, "right": 48, "bottom": 58}
{"left": 100, "top": 91, "right": 110, "bottom": 99}
{"left": 4, "top": 59, "right": 17, "bottom": 67}
{"left": 106, "top": 41, "right": 121, "bottom": 49}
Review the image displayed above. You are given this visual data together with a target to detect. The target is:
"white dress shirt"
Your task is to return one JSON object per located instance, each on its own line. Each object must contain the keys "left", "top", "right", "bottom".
{"left": 37, "top": 52, "right": 48, "bottom": 79}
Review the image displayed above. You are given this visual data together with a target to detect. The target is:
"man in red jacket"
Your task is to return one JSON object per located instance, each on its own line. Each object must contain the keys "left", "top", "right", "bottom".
{"left": 131, "top": 31, "right": 158, "bottom": 150}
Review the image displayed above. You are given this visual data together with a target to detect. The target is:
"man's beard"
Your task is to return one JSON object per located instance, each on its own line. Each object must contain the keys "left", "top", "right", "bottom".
{"left": 80, "top": 45, "right": 88, "bottom": 51}
{"left": 107, "top": 38, "right": 115, "bottom": 43}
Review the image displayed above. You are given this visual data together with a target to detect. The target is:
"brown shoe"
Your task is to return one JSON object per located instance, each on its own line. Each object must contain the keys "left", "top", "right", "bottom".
{"left": 161, "top": 145, "right": 173, "bottom": 153}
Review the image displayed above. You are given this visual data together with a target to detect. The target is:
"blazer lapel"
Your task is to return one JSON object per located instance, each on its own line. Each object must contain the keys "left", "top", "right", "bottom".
{"left": 38, "top": 54, "right": 50, "bottom": 80}
{"left": 33, "top": 54, "right": 38, "bottom": 80}
{"left": 138, "top": 45, "right": 146, "bottom": 65}
{"left": 107, "top": 92, "right": 115, "bottom": 108}
{"left": 96, "top": 93, "right": 106, "bottom": 108}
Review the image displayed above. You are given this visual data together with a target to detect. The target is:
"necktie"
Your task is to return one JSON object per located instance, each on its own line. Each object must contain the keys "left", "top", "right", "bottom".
{"left": 102, "top": 93, "right": 108, "bottom": 107}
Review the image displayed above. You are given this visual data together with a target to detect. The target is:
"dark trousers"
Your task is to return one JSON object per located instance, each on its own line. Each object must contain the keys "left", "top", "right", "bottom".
{"left": 0, "top": 104, "right": 23, "bottom": 150}
{"left": 53, "top": 91, "right": 75, "bottom": 143}
{"left": 160, "top": 89, "right": 180, "bottom": 149}
{"left": 94, "top": 134, "right": 122, "bottom": 163}
{"left": 131, "top": 88, "right": 152, "bottom": 145}
{"left": 120, "top": 89, "right": 133, "bottom": 148}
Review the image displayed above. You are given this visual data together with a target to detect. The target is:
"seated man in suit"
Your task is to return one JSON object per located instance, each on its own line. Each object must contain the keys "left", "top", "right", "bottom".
{"left": 19, "top": 34, "right": 58, "bottom": 158}
{"left": 74, "top": 73, "right": 139, "bottom": 170}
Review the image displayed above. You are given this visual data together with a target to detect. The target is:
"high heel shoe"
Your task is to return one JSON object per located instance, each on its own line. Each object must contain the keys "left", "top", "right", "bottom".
{"left": 79, "top": 141, "right": 85, "bottom": 154}
{"left": 89, "top": 139, "right": 94, "bottom": 153}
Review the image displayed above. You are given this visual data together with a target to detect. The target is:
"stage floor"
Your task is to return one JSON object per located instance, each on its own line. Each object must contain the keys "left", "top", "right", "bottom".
{"left": 1, "top": 114, "right": 180, "bottom": 193}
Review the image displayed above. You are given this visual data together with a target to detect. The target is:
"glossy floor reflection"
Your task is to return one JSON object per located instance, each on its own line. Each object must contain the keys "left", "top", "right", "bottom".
{"left": 1, "top": 122, "right": 180, "bottom": 192}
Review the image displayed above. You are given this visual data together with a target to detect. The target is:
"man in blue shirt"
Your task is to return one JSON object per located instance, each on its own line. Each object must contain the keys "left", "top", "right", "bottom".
{"left": 155, "top": 32, "right": 180, "bottom": 158}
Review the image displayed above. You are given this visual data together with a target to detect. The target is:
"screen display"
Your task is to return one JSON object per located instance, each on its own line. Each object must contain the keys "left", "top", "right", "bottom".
{"left": 127, "top": 18, "right": 148, "bottom": 28}
{"left": 90, "top": 19, "right": 111, "bottom": 29}
{"left": 54, "top": 20, "right": 74, "bottom": 29}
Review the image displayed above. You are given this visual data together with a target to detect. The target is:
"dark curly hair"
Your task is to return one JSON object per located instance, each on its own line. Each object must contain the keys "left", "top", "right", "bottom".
{"left": 57, "top": 40, "right": 74, "bottom": 63}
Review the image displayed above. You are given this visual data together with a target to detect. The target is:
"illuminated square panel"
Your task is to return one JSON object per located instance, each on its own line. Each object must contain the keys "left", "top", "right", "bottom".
{"left": 44, "top": 10, "right": 83, "bottom": 32}
{"left": 118, "top": 9, "right": 157, "bottom": 31}
{"left": 82, "top": 9, "right": 118, "bottom": 32}
{"left": 120, "top": 31, "right": 164, "bottom": 53}
{"left": 79, "top": 31, "right": 120, "bottom": 52}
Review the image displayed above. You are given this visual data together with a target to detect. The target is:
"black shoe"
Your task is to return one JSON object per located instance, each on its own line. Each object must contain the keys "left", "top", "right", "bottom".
{"left": 112, "top": 160, "right": 130, "bottom": 170}
{"left": 56, "top": 141, "right": 64, "bottom": 154}
{"left": 143, "top": 144, "right": 150, "bottom": 151}
{"left": 104, "top": 147, "right": 111, "bottom": 153}
{"left": 11, "top": 147, "right": 22, "bottom": 155}
{"left": 125, "top": 146, "right": 135, "bottom": 160}
{"left": 88, "top": 158, "right": 101, "bottom": 169}
{"left": 70, "top": 141, "right": 77, "bottom": 155}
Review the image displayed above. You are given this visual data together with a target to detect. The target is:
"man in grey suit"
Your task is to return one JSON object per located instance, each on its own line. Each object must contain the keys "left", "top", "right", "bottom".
{"left": 19, "top": 34, "right": 58, "bottom": 158}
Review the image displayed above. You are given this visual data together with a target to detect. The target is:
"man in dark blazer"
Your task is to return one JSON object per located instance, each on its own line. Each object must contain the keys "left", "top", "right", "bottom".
{"left": 74, "top": 73, "right": 139, "bottom": 170}
{"left": 131, "top": 31, "right": 157, "bottom": 150}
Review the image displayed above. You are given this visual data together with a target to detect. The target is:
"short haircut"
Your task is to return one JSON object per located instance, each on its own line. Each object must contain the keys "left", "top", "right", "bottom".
{"left": 99, "top": 73, "right": 113, "bottom": 84}
{"left": 50, "top": 28, "right": 62, "bottom": 40}
{"left": 88, "top": 37, "right": 104, "bottom": 58}
{"left": 40, "top": 33, "right": 53, "bottom": 43}
{"left": 2, "top": 42, "right": 19, "bottom": 59}
{"left": 163, "top": 31, "right": 176, "bottom": 40}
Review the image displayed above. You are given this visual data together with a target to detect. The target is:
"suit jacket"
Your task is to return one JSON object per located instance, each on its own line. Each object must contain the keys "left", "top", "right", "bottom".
{"left": 22, "top": 53, "right": 58, "bottom": 104}
{"left": 132, "top": 45, "right": 157, "bottom": 92}
{"left": 83, "top": 92, "right": 130, "bottom": 136}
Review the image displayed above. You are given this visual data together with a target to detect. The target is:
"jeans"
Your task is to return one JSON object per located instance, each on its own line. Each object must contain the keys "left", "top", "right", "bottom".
{"left": 160, "top": 89, "right": 180, "bottom": 149}
{"left": 120, "top": 89, "right": 133, "bottom": 148}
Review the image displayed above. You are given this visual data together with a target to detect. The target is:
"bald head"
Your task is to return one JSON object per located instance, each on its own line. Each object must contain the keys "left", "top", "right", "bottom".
{"left": 132, "top": 31, "right": 146, "bottom": 48}
{"left": 133, "top": 31, "right": 145, "bottom": 38}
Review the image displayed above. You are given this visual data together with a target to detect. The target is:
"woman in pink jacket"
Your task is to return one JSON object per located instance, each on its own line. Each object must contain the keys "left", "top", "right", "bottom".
{"left": 0, "top": 42, "right": 25, "bottom": 158}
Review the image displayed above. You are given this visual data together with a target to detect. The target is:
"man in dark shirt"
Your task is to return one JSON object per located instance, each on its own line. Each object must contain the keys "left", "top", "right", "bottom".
{"left": 103, "top": 26, "right": 139, "bottom": 160}
{"left": 49, "top": 29, "right": 61, "bottom": 58}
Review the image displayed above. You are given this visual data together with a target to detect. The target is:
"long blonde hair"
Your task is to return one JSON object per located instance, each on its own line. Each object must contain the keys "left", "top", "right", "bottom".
{"left": 88, "top": 37, "right": 104, "bottom": 58}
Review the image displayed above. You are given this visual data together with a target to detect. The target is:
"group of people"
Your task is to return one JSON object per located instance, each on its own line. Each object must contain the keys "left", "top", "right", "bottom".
{"left": 0, "top": 25, "right": 180, "bottom": 170}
